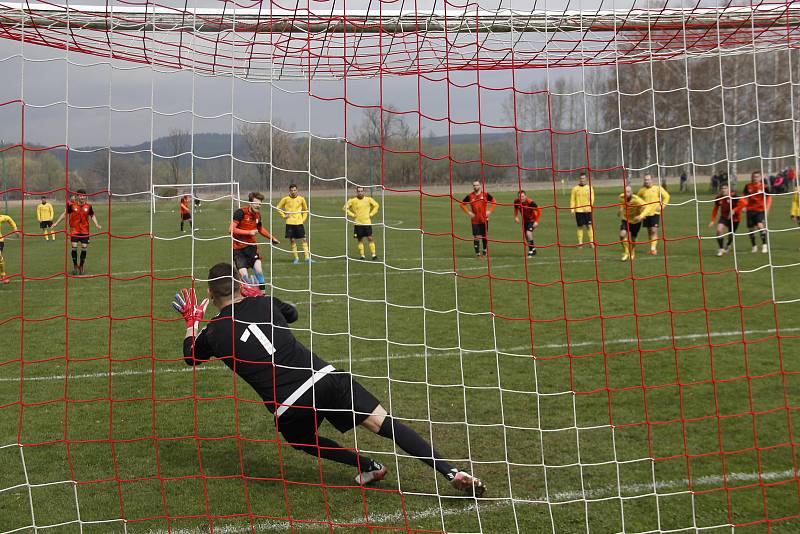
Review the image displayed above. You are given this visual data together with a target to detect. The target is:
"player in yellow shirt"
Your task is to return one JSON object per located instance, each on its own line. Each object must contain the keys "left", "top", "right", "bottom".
{"left": 618, "top": 185, "right": 647, "bottom": 261}
{"left": 0, "top": 213, "right": 18, "bottom": 283}
{"left": 276, "top": 184, "right": 311, "bottom": 264}
{"left": 791, "top": 181, "right": 800, "bottom": 224}
{"left": 570, "top": 172, "right": 595, "bottom": 247}
{"left": 637, "top": 174, "right": 671, "bottom": 255}
{"left": 344, "top": 186, "right": 380, "bottom": 260}
{"left": 36, "top": 196, "right": 55, "bottom": 241}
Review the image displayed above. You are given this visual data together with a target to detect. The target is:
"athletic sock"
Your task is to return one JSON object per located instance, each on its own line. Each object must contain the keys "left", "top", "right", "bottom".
{"left": 577, "top": 228, "right": 584, "bottom": 245}
{"left": 587, "top": 227, "right": 594, "bottom": 243}
{"left": 760, "top": 230, "right": 768, "bottom": 244}
{"left": 621, "top": 242, "right": 628, "bottom": 256}
{"left": 368, "top": 242, "right": 376, "bottom": 257}
{"left": 473, "top": 240, "right": 480, "bottom": 255}
{"left": 291, "top": 243, "right": 299, "bottom": 260}
{"left": 0, "top": 258, "right": 5, "bottom": 277}
{"left": 377, "top": 417, "right": 454, "bottom": 477}
{"left": 302, "top": 242, "right": 310, "bottom": 260}
{"left": 528, "top": 239, "right": 535, "bottom": 252}
{"left": 650, "top": 238, "right": 657, "bottom": 252}
{"left": 482, "top": 238, "right": 488, "bottom": 253}
{"left": 716, "top": 236, "right": 724, "bottom": 249}
{"left": 749, "top": 233, "right": 756, "bottom": 246}
{"left": 71, "top": 250, "right": 78, "bottom": 267}
{"left": 254, "top": 271, "right": 265, "bottom": 285}
{"left": 357, "top": 242, "right": 365, "bottom": 257}
{"left": 727, "top": 234, "right": 734, "bottom": 248}
{"left": 79, "top": 250, "right": 87, "bottom": 267}
{"left": 180, "top": 221, "right": 184, "bottom": 231}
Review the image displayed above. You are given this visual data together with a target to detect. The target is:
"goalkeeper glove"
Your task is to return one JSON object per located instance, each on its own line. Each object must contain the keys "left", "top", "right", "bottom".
{"left": 240, "top": 274, "right": 263, "bottom": 298}
{"left": 172, "top": 287, "right": 209, "bottom": 329}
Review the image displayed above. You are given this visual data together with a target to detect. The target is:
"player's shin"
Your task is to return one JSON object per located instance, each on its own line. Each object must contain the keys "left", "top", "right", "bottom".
{"left": 291, "top": 243, "right": 299, "bottom": 260}
{"left": 376, "top": 417, "right": 455, "bottom": 477}
{"left": 79, "top": 250, "right": 87, "bottom": 267}
{"left": 577, "top": 227, "right": 584, "bottom": 244}
{"left": 302, "top": 242, "right": 310, "bottom": 260}
{"left": 357, "top": 242, "right": 365, "bottom": 257}
{"left": 368, "top": 242, "right": 376, "bottom": 256}
{"left": 716, "top": 236, "right": 724, "bottom": 249}
{"left": 0, "top": 257, "right": 5, "bottom": 277}
{"left": 71, "top": 250, "right": 78, "bottom": 267}
{"left": 587, "top": 227, "right": 594, "bottom": 243}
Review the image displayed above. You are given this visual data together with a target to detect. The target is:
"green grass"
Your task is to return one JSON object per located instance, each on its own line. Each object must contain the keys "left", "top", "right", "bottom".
{"left": 1, "top": 186, "right": 800, "bottom": 533}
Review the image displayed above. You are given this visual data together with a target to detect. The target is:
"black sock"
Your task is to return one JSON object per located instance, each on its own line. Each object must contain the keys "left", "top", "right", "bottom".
{"left": 716, "top": 236, "right": 724, "bottom": 249}
{"left": 79, "top": 250, "right": 87, "bottom": 267}
{"left": 473, "top": 240, "right": 479, "bottom": 254}
{"left": 377, "top": 417, "right": 454, "bottom": 477}
{"left": 482, "top": 238, "right": 488, "bottom": 253}
{"left": 528, "top": 239, "right": 535, "bottom": 251}
{"left": 180, "top": 221, "right": 184, "bottom": 231}
{"left": 749, "top": 232, "right": 756, "bottom": 246}
{"left": 727, "top": 234, "right": 734, "bottom": 248}
{"left": 760, "top": 230, "right": 767, "bottom": 244}
{"left": 71, "top": 250, "right": 77, "bottom": 266}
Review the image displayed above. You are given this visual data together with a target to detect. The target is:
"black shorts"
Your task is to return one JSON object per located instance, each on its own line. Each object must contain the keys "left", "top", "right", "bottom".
{"left": 285, "top": 224, "right": 306, "bottom": 239}
{"left": 40, "top": 220, "right": 52, "bottom": 229}
{"left": 181, "top": 213, "right": 191, "bottom": 221}
{"left": 277, "top": 371, "right": 381, "bottom": 436}
{"left": 747, "top": 211, "right": 765, "bottom": 227}
{"left": 575, "top": 212, "right": 592, "bottom": 227}
{"left": 620, "top": 220, "right": 642, "bottom": 239}
{"left": 523, "top": 221, "right": 536, "bottom": 232}
{"left": 719, "top": 218, "right": 740, "bottom": 232}
{"left": 471, "top": 223, "right": 488, "bottom": 237}
{"left": 353, "top": 225, "right": 373, "bottom": 239}
{"left": 233, "top": 245, "right": 260, "bottom": 270}
{"left": 0, "top": 241, "right": 4, "bottom": 252}
{"left": 70, "top": 235, "right": 90, "bottom": 244}
{"left": 643, "top": 214, "right": 660, "bottom": 228}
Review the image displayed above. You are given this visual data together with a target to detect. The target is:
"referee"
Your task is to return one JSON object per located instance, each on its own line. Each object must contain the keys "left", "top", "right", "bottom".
{"left": 174, "top": 263, "right": 486, "bottom": 496}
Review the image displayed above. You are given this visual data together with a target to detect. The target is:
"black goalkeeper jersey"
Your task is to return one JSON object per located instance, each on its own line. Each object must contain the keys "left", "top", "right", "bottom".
{"left": 183, "top": 296, "right": 333, "bottom": 412}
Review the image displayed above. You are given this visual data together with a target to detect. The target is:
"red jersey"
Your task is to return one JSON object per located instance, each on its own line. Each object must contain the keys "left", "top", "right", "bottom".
{"left": 513, "top": 198, "right": 541, "bottom": 224}
{"left": 711, "top": 193, "right": 744, "bottom": 223}
{"left": 461, "top": 191, "right": 496, "bottom": 224}
{"left": 180, "top": 196, "right": 190, "bottom": 215}
{"left": 231, "top": 206, "right": 273, "bottom": 250}
{"left": 66, "top": 201, "right": 94, "bottom": 236}
{"left": 742, "top": 181, "right": 771, "bottom": 213}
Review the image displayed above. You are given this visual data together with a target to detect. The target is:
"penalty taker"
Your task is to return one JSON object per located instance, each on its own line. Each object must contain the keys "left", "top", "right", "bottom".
{"left": 174, "top": 263, "right": 486, "bottom": 496}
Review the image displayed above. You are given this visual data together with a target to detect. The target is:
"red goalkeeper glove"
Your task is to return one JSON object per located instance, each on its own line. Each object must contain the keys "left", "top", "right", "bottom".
{"left": 240, "top": 275, "right": 262, "bottom": 298}
{"left": 172, "top": 287, "right": 209, "bottom": 329}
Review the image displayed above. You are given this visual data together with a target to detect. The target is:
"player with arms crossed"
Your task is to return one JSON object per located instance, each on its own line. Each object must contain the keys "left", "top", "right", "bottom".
{"left": 637, "top": 174, "right": 671, "bottom": 255}
{"left": 173, "top": 263, "right": 486, "bottom": 496}
{"left": 0, "top": 212, "right": 18, "bottom": 284}
{"left": 343, "top": 186, "right": 380, "bottom": 261}
{"left": 618, "top": 185, "right": 647, "bottom": 261}
{"left": 53, "top": 189, "right": 102, "bottom": 275}
{"left": 179, "top": 195, "right": 192, "bottom": 233}
{"left": 513, "top": 190, "right": 542, "bottom": 257}
{"left": 742, "top": 171, "right": 772, "bottom": 253}
{"left": 570, "top": 172, "right": 595, "bottom": 247}
{"left": 276, "top": 184, "right": 311, "bottom": 264}
{"left": 461, "top": 180, "right": 496, "bottom": 258}
{"left": 709, "top": 184, "right": 745, "bottom": 256}
{"left": 230, "top": 191, "right": 279, "bottom": 289}
{"left": 36, "top": 196, "right": 55, "bottom": 241}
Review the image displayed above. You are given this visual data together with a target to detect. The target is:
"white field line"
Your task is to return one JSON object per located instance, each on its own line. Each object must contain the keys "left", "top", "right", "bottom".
{"left": 2, "top": 325, "right": 797, "bottom": 384}
{"left": 6, "top": 468, "right": 792, "bottom": 534}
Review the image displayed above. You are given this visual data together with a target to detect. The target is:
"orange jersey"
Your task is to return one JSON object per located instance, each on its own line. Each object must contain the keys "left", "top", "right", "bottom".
{"left": 231, "top": 206, "right": 273, "bottom": 250}
{"left": 180, "top": 196, "right": 190, "bottom": 215}
{"left": 461, "top": 191, "right": 496, "bottom": 224}
{"left": 711, "top": 193, "right": 745, "bottom": 223}
{"left": 742, "top": 181, "right": 771, "bottom": 213}
{"left": 66, "top": 201, "right": 94, "bottom": 235}
{"left": 513, "top": 198, "right": 541, "bottom": 223}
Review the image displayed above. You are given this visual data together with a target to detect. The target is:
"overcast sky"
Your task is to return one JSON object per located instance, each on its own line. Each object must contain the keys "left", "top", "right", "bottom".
{"left": 0, "top": 0, "right": 698, "bottom": 147}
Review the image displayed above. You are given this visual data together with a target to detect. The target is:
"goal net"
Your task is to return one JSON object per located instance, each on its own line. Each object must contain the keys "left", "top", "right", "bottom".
{"left": 1, "top": 1, "right": 799, "bottom": 533}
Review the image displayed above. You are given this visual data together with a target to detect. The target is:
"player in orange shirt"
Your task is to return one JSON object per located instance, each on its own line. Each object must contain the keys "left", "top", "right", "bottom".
{"left": 52, "top": 189, "right": 102, "bottom": 275}
{"left": 179, "top": 195, "right": 192, "bottom": 232}
{"left": 513, "top": 190, "right": 542, "bottom": 257}
{"left": 229, "top": 191, "right": 280, "bottom": 289}
{"left": 741, "top": 171, "right": 772, "bottom": 253}
{"left": 460, "top": 180, "right": 496, "bottom": 258}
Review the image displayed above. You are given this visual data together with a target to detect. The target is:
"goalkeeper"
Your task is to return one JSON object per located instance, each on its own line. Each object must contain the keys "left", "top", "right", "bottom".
{"left": 173, "top": 262, "right": 485, "bottom": 496}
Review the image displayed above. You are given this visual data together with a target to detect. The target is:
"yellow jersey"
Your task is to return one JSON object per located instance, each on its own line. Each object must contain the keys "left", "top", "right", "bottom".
{"left": 344, "top": 196, "right": 380, "bottom": 225}
{"left": 0, "top": 214, "right": 18, "bottom": 242}
{"left": 276, "top": 195, "right": 309, "bottom": 225}
{"left": 36, "top": 202, "right": 54, "bottom": 222}
{"left": 792, "top": 189, "right": 800, "bottom": 218}
{"left": 570, "top": 184, "right": 594, "bottom": 213}
{"left": 636, "top": 185, "right": 670, "bottom": 216}
{"left": 618, "top": 193, "right": 647, "bottom": 223}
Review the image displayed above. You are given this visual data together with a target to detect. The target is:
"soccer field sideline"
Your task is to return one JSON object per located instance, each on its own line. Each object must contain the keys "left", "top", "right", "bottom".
{"left": 2, "top": 324, "right": 795, "bottom": 385}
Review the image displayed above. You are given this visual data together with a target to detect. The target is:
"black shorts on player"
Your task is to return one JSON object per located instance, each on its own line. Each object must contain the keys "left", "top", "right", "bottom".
{"left": 0, "top": 242, "right": 4, "bottom": 253}
{"left": 523, "top": 221, "right": 535, "bottom": 232}
{"left": 70, "top": 234, "right": 90, "bottom": 245}
{"left": 643, "top": 214, "right": 660, "bottom": 228}
{"left": 747, "top": 211, "right": 765, "bottom": 227}
{"left": 620, "top": 220, "right": 642, "bottom": 239}
{"left": 285, "top": 224, "right": 306, "bottom": 239}
{"left": 181, "top": 213, "right": 192, "bottom": 221}
{"left": 39, "top": 220, "right": 52, "bottom": 229}
{"left": 575, "top": 212, "right": 592, "bottom": 227}
{"left": 471, "top": 223, "right": 487, "bottom": 237}
{"left": 719, "top": 218, "right": 740, "bottom": 232}
{"left": 353, "top": 225, "right": 373, "bottom": 239}
{"left": 233, "top": 245, "right": 260, "bottom": 270}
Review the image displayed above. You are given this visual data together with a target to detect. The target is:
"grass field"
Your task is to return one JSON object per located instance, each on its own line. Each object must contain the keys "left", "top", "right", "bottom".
{"left": 1, "top": 184, "right": 800, "bottom": 533}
